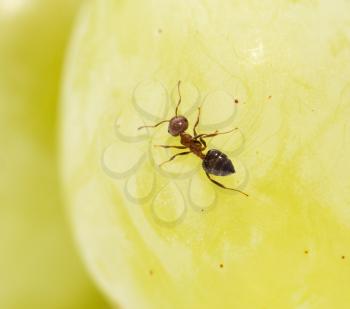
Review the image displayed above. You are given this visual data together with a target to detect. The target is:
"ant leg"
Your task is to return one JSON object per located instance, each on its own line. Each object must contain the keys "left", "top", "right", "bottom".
{"left": 138, "top": 119, "right": 169, "bottom": 130}
{"left": 159, "top": 151, "right": 191, "bottom": 167}
{"left": 193, "top": 107, "right": 201, "bottom": 136}
{"left": 154, "top": 145, "right": 186, "bottom": 149}
{"left": 205, "top": 172, "right": 249, "bottom": 197}
{"left": 199, "top": 137, "right": 206, "bottom": 150}
{"left": 195, "top": 128, "right": 239, "bottom": 140}
{"left": 192, "top": 107, "right": 206, "bottom": 149}
{"left": 175, "top": 80, "right": 182, "bottom": 116}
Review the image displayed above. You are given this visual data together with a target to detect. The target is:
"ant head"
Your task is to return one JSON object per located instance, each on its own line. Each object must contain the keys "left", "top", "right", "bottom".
{"left": 168, "top": 115, "right": 188, "bottom": 136}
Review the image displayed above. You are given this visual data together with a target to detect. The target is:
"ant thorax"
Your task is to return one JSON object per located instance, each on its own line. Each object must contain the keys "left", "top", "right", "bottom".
{"left": 180, "top": 133, "right": 192, "bottom": 147}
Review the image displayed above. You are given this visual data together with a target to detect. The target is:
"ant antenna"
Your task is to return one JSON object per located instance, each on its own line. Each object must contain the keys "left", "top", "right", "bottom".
{"left": 137, "top": 119, "right": 169, "bottom": 130}
{"left": 175, "top": 80, "right": 182, "bottom": 116}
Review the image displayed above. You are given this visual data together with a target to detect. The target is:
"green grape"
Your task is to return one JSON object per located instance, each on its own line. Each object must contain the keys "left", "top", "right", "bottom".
{"left": 0, "top": 0, "right": 108, "bottom": 308}
{"left": 61, "top": 0, "right": 350, "bottom": 308}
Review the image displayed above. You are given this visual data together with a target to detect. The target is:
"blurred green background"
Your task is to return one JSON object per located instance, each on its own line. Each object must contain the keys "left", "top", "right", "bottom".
{"left": 0, "top": 0, "right": 109, "bottom": 307}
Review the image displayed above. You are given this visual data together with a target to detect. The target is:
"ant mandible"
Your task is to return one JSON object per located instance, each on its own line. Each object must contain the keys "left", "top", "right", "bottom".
{"left": 138, "top": 81, "right": 248, "bottom": 197}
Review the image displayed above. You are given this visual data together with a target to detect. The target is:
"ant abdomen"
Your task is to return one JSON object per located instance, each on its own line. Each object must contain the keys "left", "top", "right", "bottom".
{"left": 202, "top": 149, "right": 235, "bottom": 176}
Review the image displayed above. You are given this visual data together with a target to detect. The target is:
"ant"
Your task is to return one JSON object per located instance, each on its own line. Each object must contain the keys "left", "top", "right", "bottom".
{"left": 138, "top": 81, "right": 248, "bottom": 197}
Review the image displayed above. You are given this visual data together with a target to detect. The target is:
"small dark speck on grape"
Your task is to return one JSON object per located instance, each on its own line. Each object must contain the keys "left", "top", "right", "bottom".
{"left": 219, "top": 263, "right": 224, "bottom": 268}
{"left": 342, "top": 256, "right": 346, "bottom": 259}
{"left": 304, "top": 250, "right": 309, "bottom": 254}
{"left": 149, "top": 270, "right": 154, "bottom": 276}
{"left": 268, "top": 95, "right": 272, "bottom": 99}
{"left": 158, "top": 28, "right": 163, "bottom": 34}
{"left": 234, "top": 99, "right": 239, "bottom": 104}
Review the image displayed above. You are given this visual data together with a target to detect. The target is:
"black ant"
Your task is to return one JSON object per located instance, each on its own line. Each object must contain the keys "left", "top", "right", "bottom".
{"left": 138, "top": 81, "right": 248, "bottom": 197}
